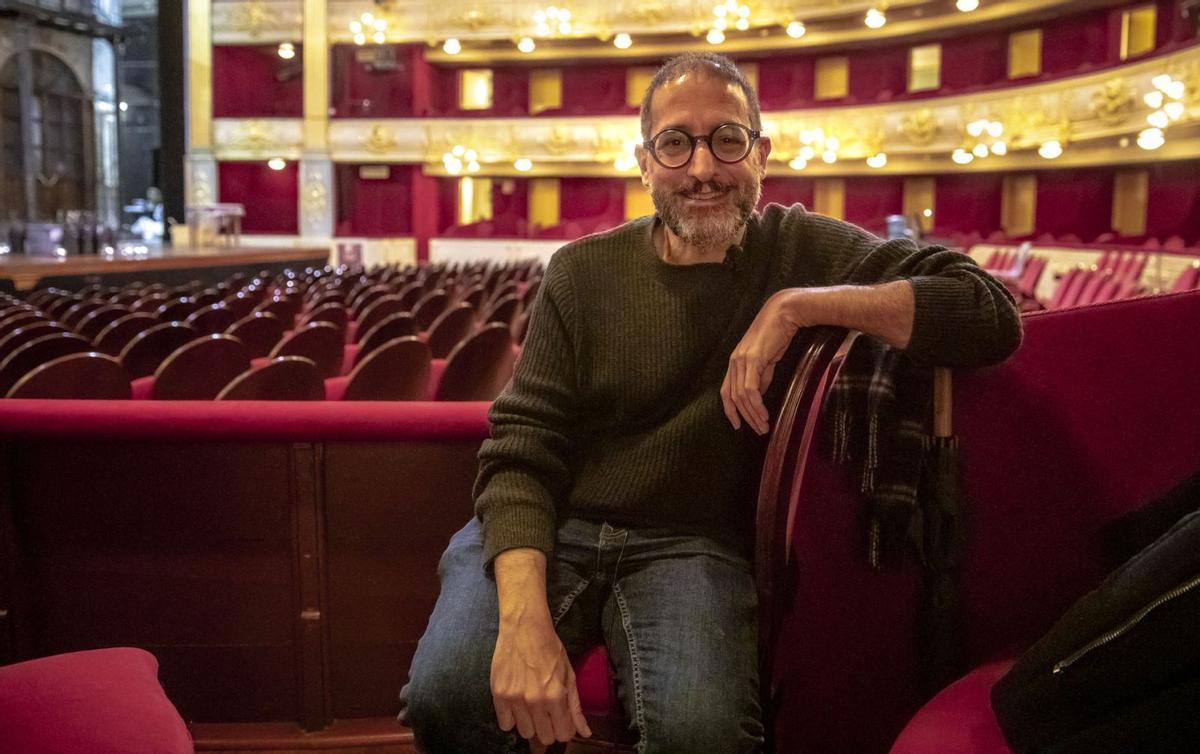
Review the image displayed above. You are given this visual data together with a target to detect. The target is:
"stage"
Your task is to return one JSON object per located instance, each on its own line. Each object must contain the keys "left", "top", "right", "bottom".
{"left": 0, "top": 244, "right": 331, "bottom": 293}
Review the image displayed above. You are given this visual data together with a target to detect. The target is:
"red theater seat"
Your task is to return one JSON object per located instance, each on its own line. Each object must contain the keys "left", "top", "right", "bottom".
{"left": 0, "top": 648, "right": 193, "bottom": 754}
{"left": 890, "top": 661, "right": 1015, "bottom": 754}
{"left": 217, "top": 356, "right": 325, "bottom": 400}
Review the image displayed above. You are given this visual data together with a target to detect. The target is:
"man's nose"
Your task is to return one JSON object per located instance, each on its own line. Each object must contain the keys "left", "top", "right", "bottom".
{"left": 687, "top": 139, "right": 717, "bottom": 182}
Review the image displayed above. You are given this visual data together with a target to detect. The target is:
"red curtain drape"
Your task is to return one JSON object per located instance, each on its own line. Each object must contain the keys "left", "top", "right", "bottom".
{"left": 333, "top": 164, "right": 414, "bottom": 237}
{"left": 932, "top": 174, "right": 1004, "bottom": 235}
{"left": 843, "top": 176, "right": 903, "bottom": 231}
{"left": 1146, "top": 160, "right": 1200, "bottom": 244}
{"left": 218, "top": 161, "right": 299, "bottom": 234}
{"left": 759, "top": 177, "right": 815, "bottom": 210}
{"left": 1034, "top": 167, "right": 1114, "bottom": 240}
{"left": 211, "top": 45, "right": 303, "bottom": 118}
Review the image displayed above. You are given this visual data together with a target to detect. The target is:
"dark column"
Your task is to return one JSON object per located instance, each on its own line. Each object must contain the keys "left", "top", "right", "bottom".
{"left": 15, "top": 22, "right": 40, "bottom": 220}
{"left": 158, "top": 0, "right": 186, "bottom": 232}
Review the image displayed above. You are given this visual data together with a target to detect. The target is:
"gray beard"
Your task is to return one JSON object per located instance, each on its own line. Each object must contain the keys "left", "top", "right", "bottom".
{"left": 651, "top": 180, "right": 761, "bottom": 250}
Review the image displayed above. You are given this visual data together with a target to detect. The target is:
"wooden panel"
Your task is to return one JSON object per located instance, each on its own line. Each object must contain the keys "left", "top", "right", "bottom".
{"left": 1001, "top": 173, "right": 1037, "bottom": 236}
{"left": 1008, "top": 29, "right": 1042, "bottom": 79}
{"left": 815, "top": 57, "right": 848, "bottom": 100}
{"left": 625, "top": 178, "right": 655, "bottom": 220}
{"left": 1121, "top": 4, "right": 1157, "bottom": 60}
{"left": 322, "top": 441, "right": 480, "bottom": 718}
{"left": 1112, "top": 169, "right": 1149, "bottom": 237}
{"left": 626, "top": 66, "right": 655, "bottom": 108}
{"left": 529, "top": 68, "right": 562, "bottom": 114}
{"left": 903, "top": 176, "right": 935, "bottom": 233}
{"left": 813, "top": 178, "right": 845, "bottom": 220}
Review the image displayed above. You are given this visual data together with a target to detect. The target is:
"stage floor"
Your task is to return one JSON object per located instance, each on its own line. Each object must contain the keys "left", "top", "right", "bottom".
{"left": 0, "top": 243, "right": 330, "bottom": 291}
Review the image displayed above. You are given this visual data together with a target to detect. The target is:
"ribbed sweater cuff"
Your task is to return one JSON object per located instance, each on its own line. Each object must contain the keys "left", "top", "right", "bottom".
{"left": 481, "top": 504, "right": 557, "bottom": 569}
{"left": 906, "top": 275, "right": 974, "bottom": 363}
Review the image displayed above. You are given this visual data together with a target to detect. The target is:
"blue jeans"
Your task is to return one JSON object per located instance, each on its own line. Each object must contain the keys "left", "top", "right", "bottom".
{"left": 400, "top": 517, "right": 763, "bottom": 754}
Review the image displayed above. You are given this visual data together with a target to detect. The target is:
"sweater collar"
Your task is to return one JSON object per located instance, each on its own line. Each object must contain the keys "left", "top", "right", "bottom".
{"left": 641, "top": 214, "right": 757, "bottom": 271}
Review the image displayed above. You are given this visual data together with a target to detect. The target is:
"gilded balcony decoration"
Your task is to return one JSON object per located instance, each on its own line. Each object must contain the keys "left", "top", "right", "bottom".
{"left": 214, "top": 119, "right": 304, "bottom": 159}
{"left": 1089, "top": 78, "right": 1136, "bottom": 127}
{"left": 213, "top": 0, "right": 302, "bottom": 43}
{"left": 210, "top": 45, "right": 1200, "bottom": 174}
{"left": 900, "top": 109, "right": 939, "bottom": 146}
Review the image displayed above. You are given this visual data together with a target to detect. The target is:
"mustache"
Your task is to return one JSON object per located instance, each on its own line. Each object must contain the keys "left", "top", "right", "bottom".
{"left": 678, "top": 181, "right": 734, "bottom": 197}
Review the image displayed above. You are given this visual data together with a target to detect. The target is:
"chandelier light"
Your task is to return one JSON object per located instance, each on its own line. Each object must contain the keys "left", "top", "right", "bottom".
{"left": 785, "top": 21, "right": 806, "bottom": 39}
{"left": 517, "top": 36, "right": 536, "bottom": 53}
{"left": 613, "top": 33, "right": 632, "bottom": 49}
{"left": 956, "top": 0, "right": 979, "bottom": 11}
{"left": 514, "top": 158, "right": 533, "bottom": 171}
{"left": 349, "top": 11, "right": 387, "bottom": 46}
{"left": 277, "top": 42, "right": 295, "bottom": 60}
{"left": 952, "top": 148, "right": 974, "bottom": 165}
{"left": 866, "top": 152, "right": 887, "bottom": 168}
{"left": 442, "top": 38, "right": 461, "bottom": 55}
{"left": 865, "top": 5, "right": 886, "bottom": 29}
{"left": 1038, "top": 140, "right": 1063, "bottom": 159}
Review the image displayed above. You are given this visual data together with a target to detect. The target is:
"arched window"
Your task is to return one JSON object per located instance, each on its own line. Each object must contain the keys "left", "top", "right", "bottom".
{"left": 0, "top": 50, "right": 94, "bottom": 220}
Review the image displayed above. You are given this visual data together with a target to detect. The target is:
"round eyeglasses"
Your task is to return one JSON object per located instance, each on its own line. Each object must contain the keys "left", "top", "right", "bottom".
{"left": 644, "top": 123, "right": 761, "bottom": 169}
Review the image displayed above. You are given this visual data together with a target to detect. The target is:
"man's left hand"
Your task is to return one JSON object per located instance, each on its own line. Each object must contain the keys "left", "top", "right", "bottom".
{"left": 720, "top": 289, "right": 804, "bottom": 436}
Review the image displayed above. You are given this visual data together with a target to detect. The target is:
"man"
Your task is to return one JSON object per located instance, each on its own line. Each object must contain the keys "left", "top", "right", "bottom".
{"left": 401, "top": 52, "right": 1021, "bottom": 753}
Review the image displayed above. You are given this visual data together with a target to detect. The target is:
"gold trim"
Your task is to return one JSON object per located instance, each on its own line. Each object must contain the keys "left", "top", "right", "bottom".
{"left": 528, "top": 177, "right": 560, "bottom": 228}
{"left": 302, "top": 0, "right": 328, "bottom": 148}
{"left": 187, "top": 0, "right": 212, "bottom": 149}
{"left": 1008, "top": 29, "right": 1042, "bottom": 80}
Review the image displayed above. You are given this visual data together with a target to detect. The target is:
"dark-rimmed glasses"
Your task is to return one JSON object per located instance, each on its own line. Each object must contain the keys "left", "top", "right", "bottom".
{"left": 643, "top": 123, "right": 760, "bottom": 169}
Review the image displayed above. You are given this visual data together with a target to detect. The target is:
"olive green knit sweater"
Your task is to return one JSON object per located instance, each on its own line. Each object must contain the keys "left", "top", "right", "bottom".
{"left": 474, "top": 203, "right": 1021, "bottom": 565}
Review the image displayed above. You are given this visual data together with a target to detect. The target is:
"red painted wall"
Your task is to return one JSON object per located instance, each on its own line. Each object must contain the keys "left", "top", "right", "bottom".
{"left": 218, "top": 161, "right": 299, "bottom": 234}
{"left": 1034, "top": 167, "right": 1115, "bottom": 241}
{"left": 760, "top": 176, "right": 815, "bottom": 210}
{"left": 211, "top": 45, "right": 303, "bottom": 118}
{"left": 330, "top": 44, "right": 414, "bottom": 117}
{"left": 1146, "top": 161, "right": 1200, "bottom": 244}
{"left": 843, "top": 176, "right": 903, "bottom": 230}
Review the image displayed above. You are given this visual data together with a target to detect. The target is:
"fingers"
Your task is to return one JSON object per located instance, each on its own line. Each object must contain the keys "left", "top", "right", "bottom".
{"left": 719, "top": 367, "right": 740, "bottom": 430}
{"left": 566, "top": 667, "right": 592, "bottom": 738}
{"left": 511, "top": 701, "right": 537, "bottom": 741}
{"left": 728, "top": 351, "right": 770, "bottom": 435}
{"left": 494, "top": 697, "right": 515, "bottom": 732}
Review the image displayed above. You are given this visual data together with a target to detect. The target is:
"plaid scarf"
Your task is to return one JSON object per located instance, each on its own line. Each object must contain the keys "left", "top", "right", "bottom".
{"left": 829, "top": 337, "right": 934, "bottom": 569}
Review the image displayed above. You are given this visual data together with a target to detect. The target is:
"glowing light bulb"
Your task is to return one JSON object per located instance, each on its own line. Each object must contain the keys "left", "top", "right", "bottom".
{"left": 786, "top": 21, "right": 806, "bottom": 39}
{"left": 443, "top": 38, "right": 461, "bottom": 54}
{"left": 956, "top": 0, "right": 979, "bottom": 10}
{"left": 821, "top": 149, "right": 837, "bottom": 164}
{"left": 514, "top": 158, "right": 533, "bottom": 171}
{"left": 1152, "top": 74, "right": 1172, "bottom": 91}
{"left": 1137, "top": 127, "right": 1165, "bottom": 150}
{"left": 1038, "top": 140, "right": 1063, "bottom": 159}
{"left": 990, "top": 141, "right": 1007, "bottom": 156}
{"left": 1164, "top": 101, "right": 1184, "bottom": 121}
{"left": 706, "top": 28, "right": 725, "bottom": 44}
{"left": 1144, "top": 91, "right": 1163, "bottom": 109}
{"left": 986, "top": 121, "right": 1004, "bottom": 138}
{"left": 277, "top": 42, "right": 295, "bottom": 60}
{"left": 452, "top": 145, "right": 466, "bottom": 157}
{"left": 952, "top": 149, "right": 974, "bottom": 165}
{"left": 734, "top": 18, "right": 749, "bottom": 30}
{"left": 353, "top": 33, "right": 366, "bottom": 45}
{"left": 972, "top": 143, "right": 989, "bottom": 158}
{"left": 517, "top": 37, "right": 536, "bottom": 53}
{"left": 865, "top": 8, "right": 886, "bottom": 28}
{"left": 268, "top": 158, "right": 286, "bottom": 171}
{"left": 1147, "top": 110, "right": 1169, "bottom": 129}
{"left": 866, "top": 152, "right": 887, "bottom": 168}
{"left": 967, "top": 119, "right": 986, "bottom": 138}
{"left": 614, "top": 33, "right": 632, "bottom": 49}
{"left": 373, "top": 31, "right": 385, "bottom": 44}
{"left": 788, "top": 156, "right": 807, "bottom": 170}
{"left": 1166, "top": 81, "right": 1185, "bottom": 100}
{"left": 922, "top": 208, "right": 933, "bottom": 218}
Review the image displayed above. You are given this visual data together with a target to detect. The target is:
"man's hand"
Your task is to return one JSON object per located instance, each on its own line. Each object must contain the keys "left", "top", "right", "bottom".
{"left": 491, "top": 548, "right": 592, "bottom": 746}
{"left": 721, "top": 290, "right": 799, "bottom": 435}
{"left": 721, "top": 282, "right": 915, "bottom": 435}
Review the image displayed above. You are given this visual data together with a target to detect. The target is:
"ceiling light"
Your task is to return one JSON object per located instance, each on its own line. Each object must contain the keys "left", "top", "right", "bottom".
{"left": 517, "top": 37, "right": 536, "bottom": 53}
{"left": 118, "top": 101, "right": 128, "bottom": 112}
{"left": 514, "top": 158, "right": 533, "bottom": 171}
{"left": 277, "top": 42, "right": 295, "bottom": 60}
{"left": 1144, "top": 91, "right": 1164, "bottom": 109}
{"left": 443, "top": 38, "right": 461, "bottom": 55}
{"left": 865, "top": 8, "right": 886, "bottom": 28}
{"left": 1164, "top": 101, "right": 1184, "bottom": 120}
{"left": 786, "top": 21, "right": 806, "bottom": 39}
{"left": 614, "top": 33, "right": 632, "bottom": 49}
{"left": 952, "top": 148, "right": 974, "bottom": 165}
{"left": 956, "top": 0, "right": 979, "bottom": 10}
{"left": 1137, "top": 127, "right": 1165, "bottom": 150}
{"left": 706, "top": 28, "right": 725, "bottom": 44}
{"left": 1038, "top": 140, "right": 1063, "bottom": 159}
{"left": 268, "top": 158, "right": 286, "bottom": 171}
{"left": 866, "top": 152, "right": 887, "bottom": 168}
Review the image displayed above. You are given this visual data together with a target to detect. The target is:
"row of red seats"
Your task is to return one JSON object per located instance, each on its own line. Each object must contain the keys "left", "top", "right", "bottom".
{"left": 951, "top": 229, "right": 1200, "bottom": 251}
{"left": 0, "top": 258, "right": 543, "bottom": 400}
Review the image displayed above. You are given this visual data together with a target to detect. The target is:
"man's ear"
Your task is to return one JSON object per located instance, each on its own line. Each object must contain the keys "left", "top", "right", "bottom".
{"left": 754, "top": 135, "right": 772, "bottom": 177}
{"left": 635, "top": 144, "right": 652, "bottom": 188}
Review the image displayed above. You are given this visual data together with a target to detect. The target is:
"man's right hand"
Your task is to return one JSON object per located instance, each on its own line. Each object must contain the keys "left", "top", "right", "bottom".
{"left": 490, "top": 548, "right": 592, "bottom": 746}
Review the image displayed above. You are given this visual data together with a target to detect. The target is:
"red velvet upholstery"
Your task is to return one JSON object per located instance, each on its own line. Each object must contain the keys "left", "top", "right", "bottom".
{"left": 890, "top": 661, "right": 1015, "bottom": 754}
{"left": 0, "top": 648, "right": 193, "bottom": 753}
{"left": 767, "top": 290, "right": 1200, "bottom": 753}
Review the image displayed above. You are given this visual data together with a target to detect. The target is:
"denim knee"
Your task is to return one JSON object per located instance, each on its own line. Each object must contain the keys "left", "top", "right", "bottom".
{"left": 401, "top": 662, "right": 523, "bottom": 754}
{"left": 644, "top": 703, "right": 763, "bottom": 754}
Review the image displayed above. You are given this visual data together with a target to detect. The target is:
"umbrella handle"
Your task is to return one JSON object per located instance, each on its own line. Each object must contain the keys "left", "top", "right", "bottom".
{"left": 933, "top": 368, "right": 952, "bottom": 438}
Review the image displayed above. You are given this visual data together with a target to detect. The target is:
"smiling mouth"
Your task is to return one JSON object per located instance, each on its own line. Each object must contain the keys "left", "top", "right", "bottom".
{"left": 682, "top": 190, "right": 728, "bottom": 202}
